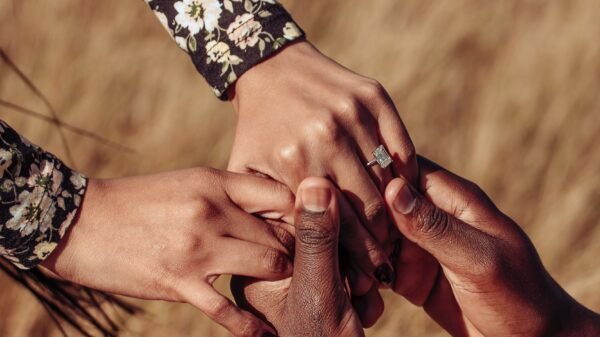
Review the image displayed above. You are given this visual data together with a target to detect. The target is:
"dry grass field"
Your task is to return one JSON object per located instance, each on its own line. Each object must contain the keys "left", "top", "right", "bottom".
{"left": 1, "top": 0, "right": 599, "bottom": 336}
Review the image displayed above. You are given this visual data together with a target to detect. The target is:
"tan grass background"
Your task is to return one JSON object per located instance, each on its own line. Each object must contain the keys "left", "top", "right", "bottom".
{"left": 1, "top": 0, "right": 599, "bottom": 336}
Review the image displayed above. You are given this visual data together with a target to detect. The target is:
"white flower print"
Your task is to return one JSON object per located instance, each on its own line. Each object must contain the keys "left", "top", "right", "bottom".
{"left": 174, "top": 0, "right": 222, "bottom": 35}
{"left": 175, "top": 36, "right": 189, "bottom": 51}
{"left": 6, "top": 190, "right": 37, "bottom": 235}
{"left": 227, "top": 13, "right": 263, "bottom": 50}
{"left": 1, "top": 179, "right": 14, "bottom": 191}
{"left": 32, "top": 241, "right": 58, "bottom": 260}
{"left": 0, "top": 148, "right": 12, "bottom": 178}
{"left": 27, "top": 160, "right": 54, "bottom": 188}
{"left": 15, "top": 176, "right": 27, "bottom": 187}
{"left": 206, "top": 41, "right": 232, "bottom": 63}
{"left": 59, "top": 210, "right": 76, "bottom": 237}
{"left": 283, "top": 22, "right": 302, "bottom": 40}
{"left": 37, "top": 196, "right": 57, "bottom": 234}
{"left": 70, "top": 172, "right": 86, "bottom": 190}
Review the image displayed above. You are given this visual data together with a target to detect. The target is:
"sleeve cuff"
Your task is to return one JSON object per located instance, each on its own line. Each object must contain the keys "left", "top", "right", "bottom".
{"left": 147, "top": 0, "right": 305, "bottom": 99}
{"left": 0, "top": 121, "right": 87, "bottom": 269}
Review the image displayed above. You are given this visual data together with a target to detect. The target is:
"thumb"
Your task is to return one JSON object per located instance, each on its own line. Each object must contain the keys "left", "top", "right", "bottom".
{"left": 290, "top": 177, "right": 345, "bottom": 308}
{"left": 384, "top": 176, "right": 494, "bottom": 273}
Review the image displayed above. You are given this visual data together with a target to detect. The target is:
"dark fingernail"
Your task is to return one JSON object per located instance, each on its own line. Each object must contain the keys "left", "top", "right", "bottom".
{"left": 374, "top": 264, "right": 394, "bottom": 285}
{"left": 262, "top": 333, "right": 277, "bottom": 337}
{"left": 346, "top": 268, "right": 357, "bottom": 286}
{"left": 393, "top": 182, "right": 416, "bottom": 215}
{"left": 301, "top": 187, "right": 331, "bottom": 213}
{"left": 353, "top": 296, "right": 368, "bottom": 319}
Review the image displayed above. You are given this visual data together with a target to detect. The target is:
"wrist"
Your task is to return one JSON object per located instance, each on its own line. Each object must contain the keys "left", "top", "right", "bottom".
{"left": 41, "top": 178, "right": 106, "bottom": 282}
{"left": 228, "top": 39, "right": 314, "bottom": 109}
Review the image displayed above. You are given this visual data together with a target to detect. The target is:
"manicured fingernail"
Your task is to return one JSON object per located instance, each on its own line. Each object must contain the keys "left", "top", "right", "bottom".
{"left": 301, "top": 187, "right": 331, "bottom": 213}
{"left": 393, "top": 183, "right": 416, "bottom": 215}
{"left": 346, "top": 268, "right": 357, "bottom": 286}
{"left": 352, "top": 296, "right": 370, "bottom": 321}
{"left": 374, "top": 264, "right": 394, "bottom": 286}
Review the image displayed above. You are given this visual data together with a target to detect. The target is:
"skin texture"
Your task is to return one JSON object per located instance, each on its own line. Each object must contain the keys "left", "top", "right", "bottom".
{"left": 385, "top": 156, "right": 600, "bottom": 337}
{"left": 228, "top": 40, "right": 421, "bottom": 293}
{"left": 41, "top": 168, "right": 297, "bottom": 337}
{"left": 231, "top": 178, "right": 365, "bottom": 337}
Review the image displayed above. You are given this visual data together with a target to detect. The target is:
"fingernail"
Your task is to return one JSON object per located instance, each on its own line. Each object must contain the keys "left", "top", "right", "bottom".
{"left": 393, "top": 183, "right": 416, "bottom": 215}
{"left": 353, "top": 296, "right": 368, "bottom": 319}
{"left": 262, "top": 333, "right": 277, "bottom": 337}
{"left": 374, "top": 264, "right": 394, "bottom": 286}
{"left": 346, "top": 268, "right": 357, "bottom": 286}
{"left": 301, "top": 187, "right": 331, "bottom": 213}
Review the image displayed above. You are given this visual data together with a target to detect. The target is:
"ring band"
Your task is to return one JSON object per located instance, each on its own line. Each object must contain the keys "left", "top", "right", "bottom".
{"left": 366, "top": 145, "right": 393, "bottom": 169}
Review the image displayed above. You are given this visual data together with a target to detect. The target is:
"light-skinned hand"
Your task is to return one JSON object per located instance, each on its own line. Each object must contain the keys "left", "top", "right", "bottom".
{"left": 42, "top": 168, "right": 296, "bottom": 337}
{"left": 228, "top": 40, "right": 420, "bottom": 294}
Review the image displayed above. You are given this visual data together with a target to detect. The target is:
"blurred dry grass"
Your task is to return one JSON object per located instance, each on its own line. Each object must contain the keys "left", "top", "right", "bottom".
{"left": 1, "top": 0, "right": 599, "bottom": 336}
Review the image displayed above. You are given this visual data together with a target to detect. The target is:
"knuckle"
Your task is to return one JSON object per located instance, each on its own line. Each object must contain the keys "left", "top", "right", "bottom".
{"left": 234, "top": 318, "right": 261, "bottom": 337}
{"left": 192, "top": 166, "right": 220, "bottom": 184}
{"left": 402, "top": 142, "right": 417, "bottom": 162}
{"left": 305, "top": 115, "right": 344, "bottom": 143}
{"left": 192, "top": 195, "right": 220, "bottom": 222}
{"left": 335, "top": 96, "right": 361, "bottom": 120}
{"left": 363, "top": 200, "right": 386, "bottom": 223}
{"left": 276, "top": 143, "right": 305, "bottom": 167}
{"left": 177, "top": 234, "right": 204, "bottom": 261}
{"left": 297, "top": 212, "right": 337, "bottom": 249}
{"left": 262, "top": 248, "right": 288, "bottom": 274}
{"left": 360, "top": 79, "right": 386, "bottom": 100}
{"left": 205, "top": 296, "right": 232, "bottom": 320}
{"left": 412, "top": 199, "right": 451, "bottom": 240}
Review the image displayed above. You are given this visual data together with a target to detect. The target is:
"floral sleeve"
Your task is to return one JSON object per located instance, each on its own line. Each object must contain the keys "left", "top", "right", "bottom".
{"left": 145, "top": 0, "right": 305, "bottom": 98}
{"left": 0, "top": 120, "right": 86, "bottom": 269}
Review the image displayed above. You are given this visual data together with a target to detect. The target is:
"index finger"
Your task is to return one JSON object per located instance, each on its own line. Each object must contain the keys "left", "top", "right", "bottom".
{"left": 223, "top": 171, "right": 295, "bottom": 223}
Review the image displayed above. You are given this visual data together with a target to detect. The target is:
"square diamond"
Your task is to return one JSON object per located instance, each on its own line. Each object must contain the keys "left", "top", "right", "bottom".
{"left": 373, "top": 145, "right": 393, "bottom": 168}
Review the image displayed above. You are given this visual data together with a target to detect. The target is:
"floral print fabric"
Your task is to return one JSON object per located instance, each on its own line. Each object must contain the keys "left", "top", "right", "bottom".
{"left": 146, "top": 0, "right": 305, "bottom": 98}
{"left": 0, "top": 121, "right": 86, "bottom": 269}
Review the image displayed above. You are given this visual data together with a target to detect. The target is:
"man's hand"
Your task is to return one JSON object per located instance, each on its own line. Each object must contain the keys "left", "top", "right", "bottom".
{"left": 228, "top": 40, "right": 418, "bottom": 292}
{"left": 385, "top": 156, "right": 600, "bottom": 337}
{"left": 231, "top": 178, "right": 367, "bottom": 337}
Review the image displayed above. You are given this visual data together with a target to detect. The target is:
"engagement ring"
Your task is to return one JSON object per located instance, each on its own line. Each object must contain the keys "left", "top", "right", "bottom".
{"left": 366, "top": 145, "right": 393, "bottom": 169}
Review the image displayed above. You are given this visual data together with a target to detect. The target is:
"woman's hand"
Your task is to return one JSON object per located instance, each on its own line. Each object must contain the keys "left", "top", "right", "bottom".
{"left": 228, "top": 40, "right": 416, "bottom": 290}
{"left": 385, "top": 156, "right": 600, "bottom": 337}
{"left": 42, "top": 168, "right": 296, "bottom": 337}
{"left": 232, "top": 178, "right": 366, "bottom": 337}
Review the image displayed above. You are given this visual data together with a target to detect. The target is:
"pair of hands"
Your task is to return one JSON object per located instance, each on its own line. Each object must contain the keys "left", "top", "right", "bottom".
{"left": 42, "top": 38, "right": 600, "bottom": 337}
{"left": 233, "top": 157, "right": 600, "bottom": 337}
{"left": 43, "top": 39, "right": 414, "bottom": 336}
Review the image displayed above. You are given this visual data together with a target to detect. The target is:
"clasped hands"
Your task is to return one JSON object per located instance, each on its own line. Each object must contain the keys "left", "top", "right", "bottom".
{"left": 41, "top": 41, "right": 599, "bottom": 337}
{"left": 232, "top": 157, "right": 600, "bottom": 337}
